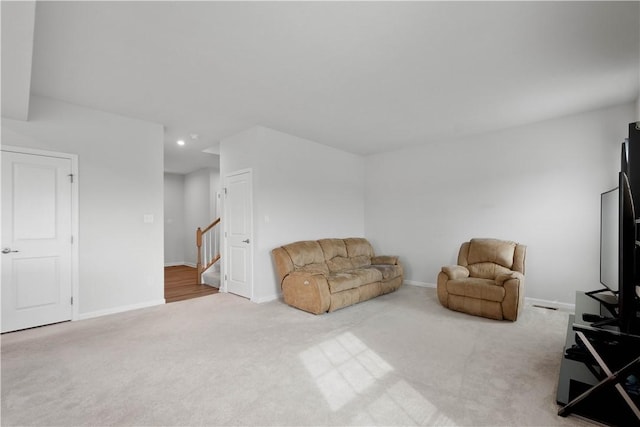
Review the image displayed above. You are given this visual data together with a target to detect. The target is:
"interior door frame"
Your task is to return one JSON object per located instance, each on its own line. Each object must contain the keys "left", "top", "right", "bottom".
{"left": 222, "top": 168, "right": 253, "bottom": 299}
{"left": 1, "top": 145, "right": 80, "bottom": 321}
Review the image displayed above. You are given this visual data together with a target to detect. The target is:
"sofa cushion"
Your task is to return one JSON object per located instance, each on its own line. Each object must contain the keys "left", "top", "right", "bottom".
{"left": 345, "top": 238, "right": 374, "bottom": 268}
{"left": 297, "top": 263, "right": 330, "bottom": 275}
{"left": 372, "top": 255, "right": 398, "bottom": 265}
{"left": 319, "top": 238, "right": 347, "bottom": 258}
{"left": 467, "top": 238, "right": 516, "bottom": 269}
{"left": 370, "top": 264, "right": 403, "bottom": 280}
{"left": 326, "top": 268, "right": 382, "bottom": 293}
{"left": 284, "top": 240, "right": 329, "bottom": 275}
{"left": 447, "top": 278, "right": 506, "bottom": 302}
{"left": 319, "top": 239, "right": 353, "bottom": 272}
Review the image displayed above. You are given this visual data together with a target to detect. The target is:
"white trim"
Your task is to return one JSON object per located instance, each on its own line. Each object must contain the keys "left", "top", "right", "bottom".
{"left": 164, "top": 262, "right": 196, "bottom": 268}
{"left": 1, "top": 145, "right": 76, "bottom": 160}
{"left": 164, "top": 262, "right": 186, "bottom": 267}
{"left": 252, "top": 293, "right": 279, "bottom": 304}
{"left": 525, "top": 297, "right": 575, "bottom": 313}
{"left": 76, "top": 299, "right": 166, "bottom": 321}
{"left": 404, "top": 280, "right": 436, "bottom": 288}
{"left": 1, "top": 145, "right": 80, "bottom": 322}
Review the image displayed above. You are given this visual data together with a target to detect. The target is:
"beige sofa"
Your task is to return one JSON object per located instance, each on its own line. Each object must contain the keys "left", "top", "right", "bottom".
{"left": 272, "top": 238, "right": 403, "bottom": 314}
{"left": 437, "top": 238, "right": 526, "bottom": 321}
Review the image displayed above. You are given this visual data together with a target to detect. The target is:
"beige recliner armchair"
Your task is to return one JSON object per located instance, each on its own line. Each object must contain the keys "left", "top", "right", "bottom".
{"left": 437, "top": 238, "right": 526, "bottom": 321}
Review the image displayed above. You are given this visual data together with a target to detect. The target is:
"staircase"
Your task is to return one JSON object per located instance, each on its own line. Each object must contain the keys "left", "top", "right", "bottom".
{"left": 196, "top": 217, "right": 221, "bottom": 287}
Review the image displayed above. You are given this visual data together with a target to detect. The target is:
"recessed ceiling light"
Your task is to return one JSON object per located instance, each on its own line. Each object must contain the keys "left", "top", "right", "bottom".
{"left": 177, "top": 140, "right": 185, "bottom": 146}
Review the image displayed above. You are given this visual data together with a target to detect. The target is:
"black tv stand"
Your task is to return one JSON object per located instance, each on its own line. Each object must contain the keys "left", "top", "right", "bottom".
{"left": 557, "top": 291, "right": 640, "bottom": 426}
{"left": 585, "top": 288, "right": 619, "bottom": 319}
{"left": 558, "top": 331, "right": 640, "bottom": 420}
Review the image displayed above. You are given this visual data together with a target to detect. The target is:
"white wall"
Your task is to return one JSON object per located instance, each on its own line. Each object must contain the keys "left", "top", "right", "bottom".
{"left": 210, "top": 169, "right": 221, "bottom": 219}
{"left": 1, "top": 1, "right": 35, "bottom": 121}
{"left": 1, "top": 95, "right": 165, "bottom": 317}
{"left": 164, "top": 173, "right": 186, "bottom": 265}
{"left": 365, "top": 103, "right": 636, "bottom": 305}
{"left": 183, "top": 168, "right": 218, "bottom": 266}
{"left": 220, "top": 126, "right": 365, "bottom": 302}
{"left": 163, "top": 168, "right": 220, "bottom": 267}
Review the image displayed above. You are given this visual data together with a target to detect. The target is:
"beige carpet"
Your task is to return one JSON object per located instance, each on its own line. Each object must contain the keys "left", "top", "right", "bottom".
{"left": 1, "top": 286, "right": 590, "bottom": 426}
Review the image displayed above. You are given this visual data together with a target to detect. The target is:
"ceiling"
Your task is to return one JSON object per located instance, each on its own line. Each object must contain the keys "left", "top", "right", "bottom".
{"left": 14, "top": 2, "right": 640, "bottom": 173}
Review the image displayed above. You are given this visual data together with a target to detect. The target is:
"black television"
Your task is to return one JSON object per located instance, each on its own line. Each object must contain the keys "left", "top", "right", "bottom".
{"left": 600, "top": 186, "right": 618, "bottom": 293}
{"left": 590, "top": 139, "right": 640, "bottom": 334}
{"left": 618, "top": 170, "right": 638, "bottom": 333}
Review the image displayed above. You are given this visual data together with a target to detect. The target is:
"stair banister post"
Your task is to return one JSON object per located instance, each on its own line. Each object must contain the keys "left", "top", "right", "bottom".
{"left": 196, "top": 227, "right": 203, "bottom": 284}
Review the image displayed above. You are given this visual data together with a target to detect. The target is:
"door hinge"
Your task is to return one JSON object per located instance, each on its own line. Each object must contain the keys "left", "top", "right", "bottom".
{"left": 224, "top": 187, "right": 228, "bottom": 196}
{"left": 68, "top": 173, "right": 74, "bottom": 183}
{"left": 71, "top": 235, "right": 74, "bottom": 244}
{"left": 71, "top": 296, "right": 74, "bottom": 305}
{"left": 224, "top": 274, "right": 228, "bottom": 281}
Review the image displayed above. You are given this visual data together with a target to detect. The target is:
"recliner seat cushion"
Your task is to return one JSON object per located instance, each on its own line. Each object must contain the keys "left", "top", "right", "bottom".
{"left": 467, "top": 262, "right": 513, "bottom": 280}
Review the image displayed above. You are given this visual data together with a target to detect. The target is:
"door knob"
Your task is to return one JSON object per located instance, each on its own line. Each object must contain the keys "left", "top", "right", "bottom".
{"left": 2, "top": 248, "right": 19, "bottom": 254}
{"left": 242, "top": 239, "right": 250, "bottom": 244}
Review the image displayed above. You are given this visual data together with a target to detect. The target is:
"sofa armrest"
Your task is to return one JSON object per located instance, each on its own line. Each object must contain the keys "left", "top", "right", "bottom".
{"left": 441, "top": 265, "right": 469, "bottom": 280}
{"left": 372, "top": 255, "right": 399, "bottom": 265}
{"left": 281, "top": 271, "right": 331, "bottom": 315}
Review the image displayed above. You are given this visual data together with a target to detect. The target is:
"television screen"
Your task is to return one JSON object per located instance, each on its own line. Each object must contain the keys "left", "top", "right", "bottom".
{"left": 600, "top": 187, "right": 619, "bottom": 292}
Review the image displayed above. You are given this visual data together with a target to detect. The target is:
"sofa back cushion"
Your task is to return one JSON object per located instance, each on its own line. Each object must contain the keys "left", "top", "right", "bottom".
{"left": 465, "top": 238, "right": 516, "bottom": 279}
{"left": 283, "top": 240, "right": 329, "bottom": 275}
{"left": 344, "top": 238, "right": 374, "bottom": 268}
{"left": 319, "top": 239, "right": 353, "bottom": 272}
{"left": 467, "top": 238, "right": 516, "bottom": 267}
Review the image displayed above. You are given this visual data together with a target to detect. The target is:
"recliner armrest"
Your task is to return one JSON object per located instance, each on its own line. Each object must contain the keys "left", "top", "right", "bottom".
{"left": 495, "top": 271, "right": 523, "bottom": 286}
{"left": 372, "top": 255, "right": 399, "bottom": 265}
{"left": 441, "top": 265, "right": 469, "bottom": 280}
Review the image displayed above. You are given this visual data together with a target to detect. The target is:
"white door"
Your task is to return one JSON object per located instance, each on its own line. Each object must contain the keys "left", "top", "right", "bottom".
{"left": 1, "top": 151, "right": 73, "bottom": 332}
{"left": 224, "top": 170, "right": 253, "bottom": 299}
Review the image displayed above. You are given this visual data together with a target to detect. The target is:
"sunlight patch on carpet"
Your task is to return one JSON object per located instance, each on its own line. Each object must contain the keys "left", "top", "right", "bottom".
{"left": 299, "top": 332, "right": 393, "bottom": 411}
{"left": 352, "top": 380, "right": 458, "bottom": 426}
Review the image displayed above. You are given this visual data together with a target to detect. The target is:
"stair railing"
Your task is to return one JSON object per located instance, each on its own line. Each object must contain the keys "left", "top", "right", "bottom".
{"left": 196, "top": 217, "right": 221, "bottom": 284}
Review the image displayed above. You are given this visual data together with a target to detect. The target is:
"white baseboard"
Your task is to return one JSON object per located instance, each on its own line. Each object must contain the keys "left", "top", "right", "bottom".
{"left": 252, "top": 293, "right": 280, "bottom": 304}
{"left": 165, "top": 262, "right": 197, "bottom": 268}
{"left": 75, "top": 299, "right": 166, "bottom": 321}
{"left": 404, "top": 280, "right": 436, "bottom": 288}
{"left": 164, "top": 262, "right": 186, "bottom": 267}
{"left": 525, "top": 297, "right": 575, "bottom": 313}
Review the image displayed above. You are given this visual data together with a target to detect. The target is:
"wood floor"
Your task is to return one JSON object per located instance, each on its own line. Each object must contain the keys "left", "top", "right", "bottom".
{"left": 164, "top": 265, "right": 218, "bottom": 303}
